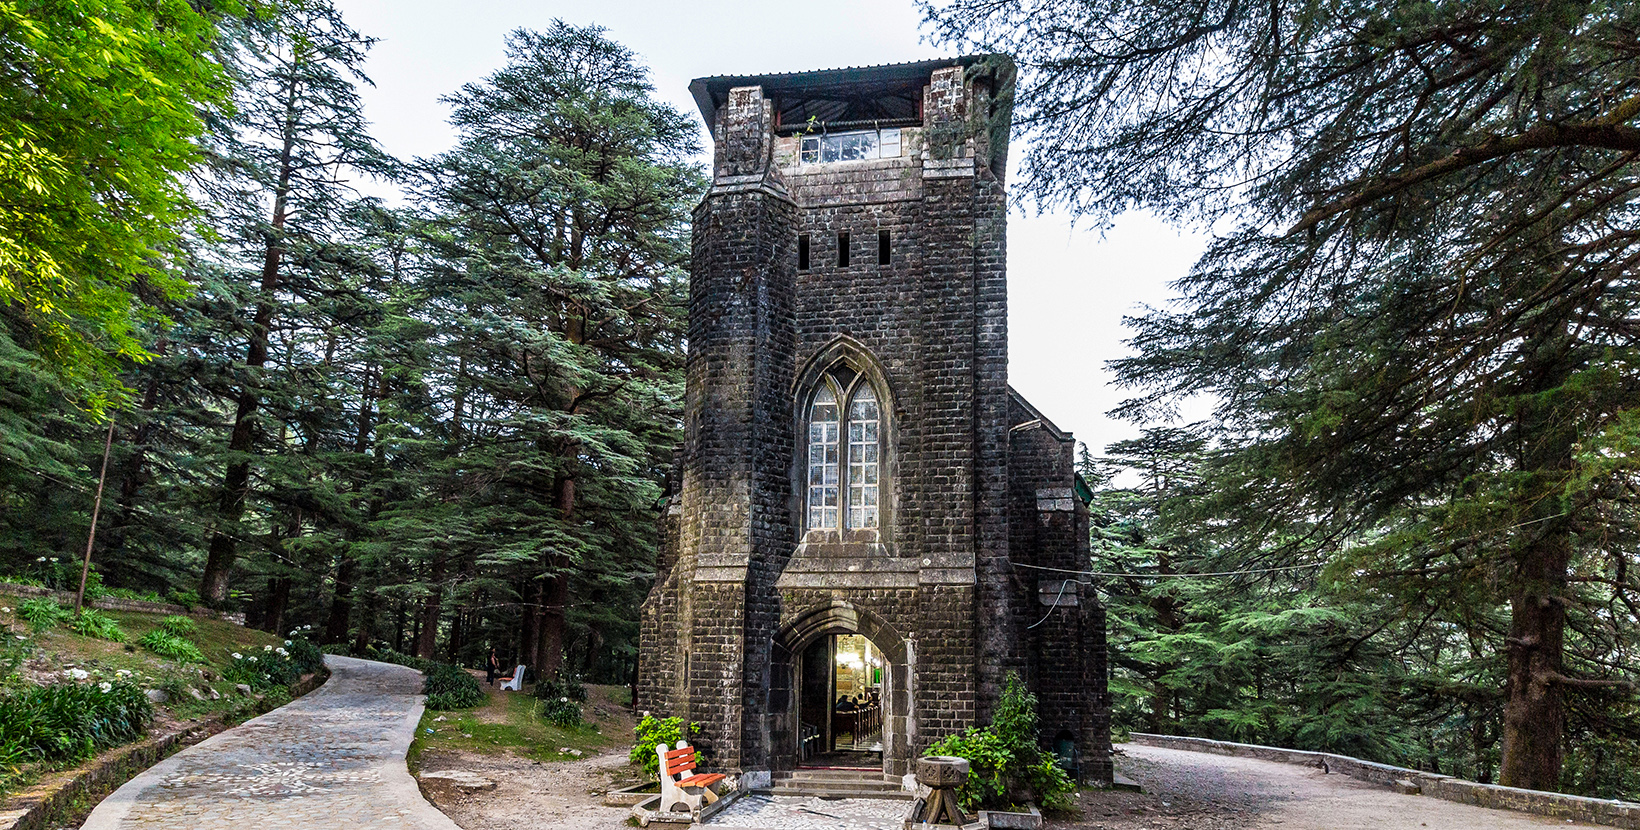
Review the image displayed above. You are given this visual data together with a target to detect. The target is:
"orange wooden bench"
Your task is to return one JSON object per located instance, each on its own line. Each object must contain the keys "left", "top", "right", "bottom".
{"left": 657, "top": 741, "right": 727, "bottom": 816}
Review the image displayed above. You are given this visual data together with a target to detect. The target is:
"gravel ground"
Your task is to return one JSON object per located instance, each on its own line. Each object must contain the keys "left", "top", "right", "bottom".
{"left": 1047, "top": 744, "right": 1602, "bottom": 830}
{"left": 417, "top": 748, "right": 635, "bottom": 830}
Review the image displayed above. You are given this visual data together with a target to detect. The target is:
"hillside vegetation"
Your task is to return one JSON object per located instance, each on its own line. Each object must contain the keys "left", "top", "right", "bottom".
{"left": 0, "top": 594, "right": 321, "bottom": 793}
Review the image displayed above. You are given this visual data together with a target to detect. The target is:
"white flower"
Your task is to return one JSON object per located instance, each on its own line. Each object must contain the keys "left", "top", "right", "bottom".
{"left": 231, "top": 652, "right": 242, "bottom": 660}
{"left": 1, "top": 607, "right": 10, "bottom": 613}
{"left": 284, "top": 640, "right": 292, "bottom": 647}
{"left": 35, "top": 557, "right": 45, "bottom": 563}
{"left": 275, "top": 648, "right": 288, "bottom": 657}
{"left": 247, "top": 656, "right": 257, "bottom": 662}
{"left": 560, "top": 697, "right": 569, "bottom": 703}
{"left": 263, "top": 645, "right": 273, "bottom": 652}
{"left": 48, "top": 557, "right": 58, "bottom": 563}
{"left": 13, "top": 635, "right": 25, "bottom": 641}
{"left": 98, "top": 682, "right": 112, "bottom": 693}
{"left": 67, "top": 668, "right": 89, "bottom": 680}
{"left": 116, "top": 669, "right": 131, "bottom": 677}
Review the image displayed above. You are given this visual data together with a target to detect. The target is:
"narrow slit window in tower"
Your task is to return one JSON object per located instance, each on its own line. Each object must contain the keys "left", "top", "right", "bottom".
{"left": 838, "top": 231, "right": 850, "bottom": 268}
{"left": 798, "top": 234, "right": 810, "bottom": 271}
{"left": 877, "top": 230, "right": 891, "bottom": 265}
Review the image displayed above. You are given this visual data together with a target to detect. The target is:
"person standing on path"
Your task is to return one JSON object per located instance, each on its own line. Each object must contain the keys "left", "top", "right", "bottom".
{"left": 486, "top": 648, "right": 500, "bottom": 685}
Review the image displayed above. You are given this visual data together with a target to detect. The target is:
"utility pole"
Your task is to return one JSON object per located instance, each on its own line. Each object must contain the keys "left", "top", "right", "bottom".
{"left": 75, "top": 417, "right": 116, "bottom": 615}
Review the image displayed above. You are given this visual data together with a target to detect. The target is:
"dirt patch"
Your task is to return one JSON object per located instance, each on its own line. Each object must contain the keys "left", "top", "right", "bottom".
{"left": 416, "top": 683, "right": 647, "bottom": 830}
{"left": 419, "top": 747, "right": 637, "bottom": 830}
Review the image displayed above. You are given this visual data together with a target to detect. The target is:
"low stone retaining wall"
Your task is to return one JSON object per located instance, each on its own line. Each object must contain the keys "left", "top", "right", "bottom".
{"left": 0, "top": 670, "right": 328, "bottom": 830}
{"left": 0, "top": 583, "right": 246, "bottom": 626}
{"left": 1128, "top": 732, "right": 1640, "bottom": 829}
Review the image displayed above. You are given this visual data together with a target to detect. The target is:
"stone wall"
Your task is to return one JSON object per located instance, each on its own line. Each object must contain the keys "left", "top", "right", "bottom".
{"left": 1006, "top": 401, "right": 1113, "bottom": 785}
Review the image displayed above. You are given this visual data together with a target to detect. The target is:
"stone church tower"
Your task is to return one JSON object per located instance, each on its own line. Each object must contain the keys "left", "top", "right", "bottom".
{"left": 638, "top": 56, "right": 1113, "bottom": 790}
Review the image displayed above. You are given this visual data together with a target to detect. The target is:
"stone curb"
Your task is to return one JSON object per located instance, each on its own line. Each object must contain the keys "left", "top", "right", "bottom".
{"left": 0, "top": 582, "right": 246, "bottom": 626}
{"left": 1127, "top": 733, "right": 1640, "bottom": 829}
{"left": 0, "top": 669, "right": 329, "bottom": 830}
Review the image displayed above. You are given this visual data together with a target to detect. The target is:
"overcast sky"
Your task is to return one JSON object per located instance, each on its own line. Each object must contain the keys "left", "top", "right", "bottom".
{"left": 332, "top": 0, "right": 1208, "bottom": 457}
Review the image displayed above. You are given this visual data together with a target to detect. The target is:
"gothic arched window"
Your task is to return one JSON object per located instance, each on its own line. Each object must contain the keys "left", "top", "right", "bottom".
{"left": 806, "top": 373, "right": 881, "bottom": 531}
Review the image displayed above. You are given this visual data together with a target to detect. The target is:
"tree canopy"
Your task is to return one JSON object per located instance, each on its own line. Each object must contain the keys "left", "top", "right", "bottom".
{"left": 926, "top": 0, "right": 1640, "bottom": 790}
{"left": 0, "top": 0, "right": 241, "bottom": 410}
{"left": 0, "top": 6, "right": 695, "bottom": 695}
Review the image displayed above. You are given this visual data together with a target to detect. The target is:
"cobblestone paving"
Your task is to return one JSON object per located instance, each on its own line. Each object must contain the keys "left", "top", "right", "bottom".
{"left": 705, "top": 795, "right": 907, "bottom": 830}
{"left": 81, "top": 655, "right": 457, "bottom": 830}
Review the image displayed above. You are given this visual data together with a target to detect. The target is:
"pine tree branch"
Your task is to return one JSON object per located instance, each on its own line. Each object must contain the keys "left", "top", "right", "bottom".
{"left": 1289, "top": 96, "right": 1640, "bottom": 235}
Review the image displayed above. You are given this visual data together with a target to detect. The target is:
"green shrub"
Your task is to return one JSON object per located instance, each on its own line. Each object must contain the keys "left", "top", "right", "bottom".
{"left": 165, "top": 588, "right": 201, "bottom": 610}
{"left": 423, "top": 663, "right": 484, "bottom": 710}
{"left": 158, "top": 615, "right": 198, "bottom": 638}
{"left": 533, "top": 674, "right": 586, "bottom": 725}
{"left": 17, "top": 598, "right": 68, "bottom": 631}
{"left": 20, "top": 557, "right": 76, "bottom": 591}
{"left": 0, "top": 680, "right": 153, "bottom": 768}
{"left": 927, "top": 672, "right": 1073, "bottom": 812}
{"left": 222, "top": 646, "right": 299, "bottom": 691}
{"left": 101, "top": 587, "right": 165, "bottom": 603}
{"left": 67, "top": 609, "right": 126, "bottom": 642}
{"left": 138, "top": 630, "right": 204, "bottom": 663}
{"left": 631, "top": 714, "right": 693, "bottom": 780}
{"left": 538, "top": 697, "right": 581, "bottom": 726}
{"left": 286, "top": 638, "right": 324, "bottom": 674}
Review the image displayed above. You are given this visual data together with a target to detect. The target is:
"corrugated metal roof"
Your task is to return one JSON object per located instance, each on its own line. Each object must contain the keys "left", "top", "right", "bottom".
{"left": 688, "top": 55, "right": 1001, "bottom": 128}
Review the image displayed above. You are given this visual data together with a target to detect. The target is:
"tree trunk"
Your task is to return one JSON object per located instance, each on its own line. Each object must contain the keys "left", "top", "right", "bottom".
{"left": 520, "top": 578, "right": 543, "bottom": 673}
{"left": 415, "top": 556, "right": 445, "bottom": 659}
{"left": 323, "top": 556, "right": 357, "bottom": 644}
{"left": 354, "top": 588, "right": 379, "bottom": 654}
{"left": 447, "top": 606, "right": 465, "bottom": 663}
{"left": 536, "top": 475, "right": 574, "bottom": 680}
{"left": 395, "top": 599, "right": 407, "bottom": 653}
{"left": 198, "top": 60, "right": 301, "bottom": 607}
{"left": 1498, "top": 342, "right": 1576, "bottom": 791}
{"left": 263, "top": 576, "right": 292, "bottom": 636}
{"left": 1499, "top": 527, "right": 1570, "bottom": 790}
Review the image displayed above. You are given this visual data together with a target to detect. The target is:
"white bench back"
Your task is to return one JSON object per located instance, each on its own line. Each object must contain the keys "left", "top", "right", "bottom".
{"left": 499, "top": 665, "right": 527, "bottom": 691}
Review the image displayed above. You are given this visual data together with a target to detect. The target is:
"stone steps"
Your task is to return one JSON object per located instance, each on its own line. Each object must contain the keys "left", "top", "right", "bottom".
{"left": 761, "top": 769, "right": 912, "bottom": 800}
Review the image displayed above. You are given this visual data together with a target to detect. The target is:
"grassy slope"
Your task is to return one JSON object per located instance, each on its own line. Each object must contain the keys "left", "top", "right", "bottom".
{"left": 1, "top": 593, "right": 293, "bottom": 724}
{"left": 409, "top": 680, "right": 637, "bottom": 771}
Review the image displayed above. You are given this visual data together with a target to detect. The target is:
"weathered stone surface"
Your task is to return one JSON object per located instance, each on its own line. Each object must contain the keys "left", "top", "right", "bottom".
{"left": 914, "top": 757, "right": 969, "bottom": 787}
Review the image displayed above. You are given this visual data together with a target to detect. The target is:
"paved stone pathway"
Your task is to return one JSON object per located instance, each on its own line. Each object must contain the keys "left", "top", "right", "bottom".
{"left": 1116, "top": 743, "right": 1603, "bottom": 829}
{"left": 705, "top": 795, "right": 905, "bottom": 830}
{"left": 82, "top": 655, "right": 457, "bottom": 830}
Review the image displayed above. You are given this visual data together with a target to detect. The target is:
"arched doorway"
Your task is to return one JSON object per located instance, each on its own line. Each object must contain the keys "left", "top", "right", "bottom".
{"left": 772, "top": 602, "right": 911, "bottom": 779}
